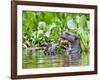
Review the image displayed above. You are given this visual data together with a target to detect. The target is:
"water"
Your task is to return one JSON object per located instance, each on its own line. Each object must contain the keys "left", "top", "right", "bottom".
{"left": 22, "top": 49, "right": 89, "bottom": 69}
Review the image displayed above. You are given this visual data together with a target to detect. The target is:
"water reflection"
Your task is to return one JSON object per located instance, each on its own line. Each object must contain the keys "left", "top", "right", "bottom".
{"left": 22, "top": 48, "right": 81, "bottom": 69}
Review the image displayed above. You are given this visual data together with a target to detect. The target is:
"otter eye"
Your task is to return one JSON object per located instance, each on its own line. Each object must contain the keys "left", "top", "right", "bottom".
{"left": 66, "top": 32, "right": 70, "bottom": 35}
{"left": 61, "top": 37, "right": 66, "bottom": 40}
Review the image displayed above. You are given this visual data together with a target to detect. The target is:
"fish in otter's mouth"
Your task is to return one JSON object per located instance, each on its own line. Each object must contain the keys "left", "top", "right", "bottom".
{"left": 61, "top": 32, "right": 81, "bottom": 66}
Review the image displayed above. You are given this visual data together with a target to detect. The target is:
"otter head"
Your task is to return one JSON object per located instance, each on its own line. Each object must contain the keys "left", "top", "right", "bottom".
{"left": 61, "top": 32, "right": 78, "bottom": 43}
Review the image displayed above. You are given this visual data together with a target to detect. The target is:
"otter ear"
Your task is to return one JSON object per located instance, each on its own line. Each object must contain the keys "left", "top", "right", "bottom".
{"left": 74, "top": 35, "right": 80, "bottom": 40}
{"left": 65, "top": 32, "right": 70, "bottom": 35}
{"left": 74, "top": 36, "right": 78, "bottom": 40}
{"left": 67, "top": 32, "right": 79, "bottom": 41}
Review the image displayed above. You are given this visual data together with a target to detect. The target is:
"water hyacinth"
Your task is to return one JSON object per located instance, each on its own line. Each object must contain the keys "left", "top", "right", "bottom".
{"left": 67, "top": 16, "right": 76, "bottom": 30}
{"left": 37, "top": 30, "right": 43, "bottom": 34}
{"left": 38, "top": 21, "right": 46, "bottom": 29}
{"left": 36, "top": 30, "right": 44, "bottom": 38}
{"left": 49, "top": 23, "right": 56, "bottom": 30}
{"left": 78, "top": 27, "right": 84, "bottom": 33}
{"left": 44, "top": 31, "right": 50, "bottom": 37}
{"left": 79, "top": 15, "right": 87, "bottom": 28}
{"left": 32, "top": 32, "right": 37, "bottom": 39}
{"left": 32, "top": 30, "right": 43, "bottom": 40}
{"left": 23, "top": 44, "right": 27, "bottom": 48}
{"left": 87, "top": 21, "right": 90, "bottom": 29}
{"left": 55, "top": 18, "right": 62, "bottom": 23}
{"left": 76, "top": 16, "right": 80, "bottom": 23}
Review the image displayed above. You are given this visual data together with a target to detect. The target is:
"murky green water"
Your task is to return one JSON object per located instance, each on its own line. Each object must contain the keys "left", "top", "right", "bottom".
{"left": 22, "top": 49, "right": 89, "bottom": 69}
